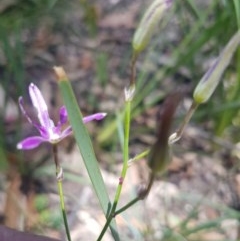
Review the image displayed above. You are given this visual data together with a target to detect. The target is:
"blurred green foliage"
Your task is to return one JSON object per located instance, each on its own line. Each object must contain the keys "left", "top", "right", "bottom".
{"left": 98, "top": 0, "right": 240, "bottom": 146}
{"left": 0, "top": 0, "right": 71, "bottom": 161}
{"left": 0, "top": 0, "right": 64, "bottom": 30}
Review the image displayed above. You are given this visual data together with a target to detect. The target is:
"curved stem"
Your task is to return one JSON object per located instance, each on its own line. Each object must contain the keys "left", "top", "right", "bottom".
{"left": 169, "top": 101, "right": 199, "bottom": 144}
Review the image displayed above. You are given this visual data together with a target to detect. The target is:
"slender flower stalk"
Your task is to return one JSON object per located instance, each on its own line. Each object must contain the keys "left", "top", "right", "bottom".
{"left": 129, "top": 52, "right": 138, "bottom": 87}
{"left": 97, "top": 99, "right": 132, "bottom": 241}
{"left": 97, "top": 2, "right": 174, "bottom": 236}
{"left": 169, "top": 101, "right": 199, "bottom": 144}
{"left": 114, "top": 93, "right": 182, "bottom": 219}
{"left": 53, "top": 145, "right": 72, "bottom": 241}
{"left": 17, "top": 83, "right": 106, "bottom": 150}
{"left": 99, "top": 93, "right": 181, "bottom": 237}
{"left": 97, "top": 76, "right": 133, "bottom": 241}
{"left": 112, "top": 99, "right": 131, "bottom": 209}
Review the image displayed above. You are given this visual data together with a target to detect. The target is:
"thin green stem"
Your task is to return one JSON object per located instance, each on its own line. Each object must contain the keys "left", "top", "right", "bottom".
{"left": 57, "top": 179, "right": 72, "bottom": 241}
{"left": 113, "top": 101, "right": 131, "bottom": 205}
{"left": 97, "top": 99, "right": 132, "bottom": 241}
{"left": 52, "top": 145, "right": 72, "bottom": 241}
{"left": 97, "top": 50, "right": 137, "bottom": 240}
{"left": 114, "top": 197, "right": 140, "bottom": 217}
{"left": 130, "top": 52, "right": 138, "bottom": 87}
{"left": 128, "top": 149, "right": 150, "bottom": 165}
{"left": 96, "top": 212, "right": 114, "bottom": 241}
{"left": 114, "top": 172, "right": 155, "bottom": 216}
{"left": 169, "top": 101, "right": 199, "bottom": 144}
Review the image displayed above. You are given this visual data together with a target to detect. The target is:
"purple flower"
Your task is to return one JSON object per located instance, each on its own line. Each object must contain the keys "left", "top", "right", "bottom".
{"left": 17, "top": 83, "right": 106, "bottom": 150}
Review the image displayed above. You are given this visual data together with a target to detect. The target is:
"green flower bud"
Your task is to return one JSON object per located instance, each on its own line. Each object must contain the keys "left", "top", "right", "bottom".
{"left": 193, "top": 30, "right": 240, "bottom": 104}
{"left": 132, "top": 0, "right": 172, "bottom": 53}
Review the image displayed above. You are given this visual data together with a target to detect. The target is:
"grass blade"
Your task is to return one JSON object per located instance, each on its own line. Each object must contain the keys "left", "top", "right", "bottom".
{"left": 55, "top": 67, "right": 119, "bottom": 241}
{"left": 234, "top": 0, "right": 240, "bottom": 28}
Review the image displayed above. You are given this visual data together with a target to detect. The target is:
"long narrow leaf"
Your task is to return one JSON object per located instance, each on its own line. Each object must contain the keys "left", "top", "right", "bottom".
{"left": 54, "top": 67, "right": 119, "bottom": 241}
{"left": 234, "top": 0, "right": 240, "bottom": 28}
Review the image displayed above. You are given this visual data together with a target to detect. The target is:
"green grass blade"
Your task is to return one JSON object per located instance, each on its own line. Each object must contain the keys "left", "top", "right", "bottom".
{"left": 55, "top": 67, "right": 119, "bottom": 241}
{"left": 183, "top": 217, "right": 225, "bottom": 236}
{"left": 234, "top": 0, "right": 240, "bottom": 28}
{"left": 183, "top": 0, "right": 204, "bottom": 23}
{"left": 215, "top": 2, "right": 240, "bottom": 135}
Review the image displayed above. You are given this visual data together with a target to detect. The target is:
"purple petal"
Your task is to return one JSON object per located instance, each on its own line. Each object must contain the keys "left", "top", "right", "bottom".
{"left": 38, "top": 126, "right": 51, "bottom": 139}
{"left": 83, "top": 113, "right": 107, "bottom": 123}
{"left": 59, "top": 106, "right": 68, "bottom": 125}
{"left": 19, "top": 97, "right": 49, "bottom": 137}
{"left": 19, "top": 97, "right": 35, "bottom": 125}
{"left": 60, "top": 126, "right": 72, "bottom": 140}
{"left": 17, "top": 136, "right": 46, "bottom": 150}
{"left": 29, "top": 83, "right": 54, "bottom": 129}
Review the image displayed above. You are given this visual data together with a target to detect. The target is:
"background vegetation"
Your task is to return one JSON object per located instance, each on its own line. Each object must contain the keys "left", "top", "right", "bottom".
{"left": 1, "top": 0, "right": 240, "bottom": 240}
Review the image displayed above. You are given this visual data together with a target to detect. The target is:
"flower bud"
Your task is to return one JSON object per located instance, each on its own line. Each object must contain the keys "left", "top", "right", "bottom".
{"left": 148, "top": 92, "right": 182, "bottom": 174}
{"left": 132, "top": 0, "right": 172, "bottom": 53}
{"left": 193, "top": 30, "right": 240, "bottom": 104}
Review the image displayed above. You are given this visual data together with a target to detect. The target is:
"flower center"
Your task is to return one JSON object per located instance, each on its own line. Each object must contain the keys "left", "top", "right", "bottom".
{"left": 48, "top": 129, "right": 61, "bottom": 143}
